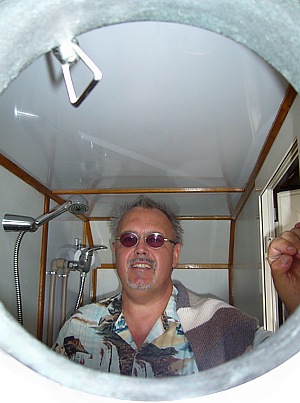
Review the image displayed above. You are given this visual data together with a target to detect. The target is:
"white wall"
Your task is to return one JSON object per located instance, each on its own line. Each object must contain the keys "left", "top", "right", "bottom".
{"left": 174, "top": 220, "right": 230, "bottom": 301}
{"left": 0, "top": 166, "right": 44, "bottom": 336}
{"left": 233, "top": 191, "right": 262, "bottom": 321}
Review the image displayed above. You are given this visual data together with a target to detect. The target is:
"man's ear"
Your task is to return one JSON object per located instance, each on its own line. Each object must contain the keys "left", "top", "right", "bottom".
{"left": 172, "top": 243, "right": 181, "bottom": 268}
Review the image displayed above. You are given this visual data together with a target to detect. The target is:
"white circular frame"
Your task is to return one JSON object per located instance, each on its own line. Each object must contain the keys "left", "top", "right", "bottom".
{"left": 0, "top": 0, "right": 300, "bottom": 401}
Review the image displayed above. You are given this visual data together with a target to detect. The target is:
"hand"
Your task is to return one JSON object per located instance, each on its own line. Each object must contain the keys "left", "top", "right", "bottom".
{"left": 268, "top": 223, "right": 300, "bottom": 314}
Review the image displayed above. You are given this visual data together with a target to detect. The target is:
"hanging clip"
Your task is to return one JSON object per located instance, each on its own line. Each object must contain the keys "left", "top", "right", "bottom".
{"left": 52, "top": 38, "right": 102, "bottom": 107}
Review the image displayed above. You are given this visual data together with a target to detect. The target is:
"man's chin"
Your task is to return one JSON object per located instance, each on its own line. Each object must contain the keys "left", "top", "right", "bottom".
{"left": 126, "top": 279, "right": 155, "bottom": 290}
{"left": 126, "top": 269, "right": 155, "bottom": 290}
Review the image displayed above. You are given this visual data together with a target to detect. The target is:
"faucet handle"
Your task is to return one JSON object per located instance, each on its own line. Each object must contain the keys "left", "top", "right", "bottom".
{"left": 76, "top": 245, "right": 107, "bottom": 273}
{"left": 80, "top": 245, "right": 107, "bottom": 256}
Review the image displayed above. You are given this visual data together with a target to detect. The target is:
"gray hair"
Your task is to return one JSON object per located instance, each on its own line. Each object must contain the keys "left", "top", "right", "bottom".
{"left": 110, "top": 196, "right": 184, "bottom": 245}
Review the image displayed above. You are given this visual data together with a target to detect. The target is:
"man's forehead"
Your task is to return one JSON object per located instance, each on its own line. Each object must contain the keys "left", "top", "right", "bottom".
{"left": 122, "top": 207, "right": 167, "bottom": 219}
{"left": 118, "top": 207, "right": 171, "bottom": 229}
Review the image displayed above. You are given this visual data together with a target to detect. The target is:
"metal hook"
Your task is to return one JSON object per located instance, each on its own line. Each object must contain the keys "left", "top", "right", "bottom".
{"left": 52, "top": 39, "right": 102, "bottom": 107}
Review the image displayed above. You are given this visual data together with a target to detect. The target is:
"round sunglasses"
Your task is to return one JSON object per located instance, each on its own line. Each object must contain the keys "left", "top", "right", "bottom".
{"left": 115, "top": 232, "right": 177, "bottom": 249}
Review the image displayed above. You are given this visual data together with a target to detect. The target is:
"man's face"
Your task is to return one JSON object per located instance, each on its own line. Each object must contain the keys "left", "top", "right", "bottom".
{"left": 113, "top": 207, "right": 181, "bottom": 294}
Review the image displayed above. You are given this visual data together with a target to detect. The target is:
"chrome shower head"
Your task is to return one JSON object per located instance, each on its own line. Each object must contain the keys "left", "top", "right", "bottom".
{"left": 67, "top": 195, "right": 89, "bottom": 216}
{"left": 34, "top": 195, "right": 89, "bottom": 227}
{"left": 2, "top": 195, "right": 89, "bottom": 232}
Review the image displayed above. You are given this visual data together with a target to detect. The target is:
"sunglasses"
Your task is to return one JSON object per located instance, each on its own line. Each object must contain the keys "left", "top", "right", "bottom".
{"left": 115, "top": 232, "right": 177, "bottom": 249}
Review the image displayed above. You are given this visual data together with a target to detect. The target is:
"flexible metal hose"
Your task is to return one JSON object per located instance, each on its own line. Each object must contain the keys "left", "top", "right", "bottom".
{"left": 74, "top": 273, "right": 86, "bottom": 312}
{"left": 13, "top": 231, "right": 26, "bottom": 325}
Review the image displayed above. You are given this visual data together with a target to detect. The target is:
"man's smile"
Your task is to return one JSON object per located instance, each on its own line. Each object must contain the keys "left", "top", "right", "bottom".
{"left": 132, "top": 262, "right": 152, "bottom": 269}
{"left": 128, "top": 258, "right": 156, "bottom": 270}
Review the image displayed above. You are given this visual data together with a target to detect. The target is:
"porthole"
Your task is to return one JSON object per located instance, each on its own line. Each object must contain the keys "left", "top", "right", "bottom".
{"left": 0, "top": 1, "right": 299, "bottom": 401}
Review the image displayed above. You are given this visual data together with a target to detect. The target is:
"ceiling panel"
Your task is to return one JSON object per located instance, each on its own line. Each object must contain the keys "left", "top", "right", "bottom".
{"left": 0, "top": 22, "right": 288, "bottom": 216}
{"left": 75, "top": 192, "right": 240, "bottom": 218}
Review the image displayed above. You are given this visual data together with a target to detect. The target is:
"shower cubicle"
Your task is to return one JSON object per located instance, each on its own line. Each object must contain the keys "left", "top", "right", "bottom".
{"left": 0, "top": 1, "right": 300, "bottom": 402}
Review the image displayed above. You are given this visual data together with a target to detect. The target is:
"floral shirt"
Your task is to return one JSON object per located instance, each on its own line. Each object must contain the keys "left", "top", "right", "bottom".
{"left": 53, "top": 287, "right": 198, "bottom": 377}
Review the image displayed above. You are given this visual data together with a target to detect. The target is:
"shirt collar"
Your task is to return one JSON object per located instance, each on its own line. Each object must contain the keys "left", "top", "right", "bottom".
{"left": 113, "top": 286, "right": 179, "bottom": 332}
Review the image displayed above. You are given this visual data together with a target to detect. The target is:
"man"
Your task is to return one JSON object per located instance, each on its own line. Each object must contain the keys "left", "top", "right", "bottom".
{"left": 53, "top": 196, "right": 300, "bottom": 376}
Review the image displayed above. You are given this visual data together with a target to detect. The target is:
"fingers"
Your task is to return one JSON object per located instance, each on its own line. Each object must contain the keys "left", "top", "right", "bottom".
{"left": 267, "top": 223, "right": 300, "bottom": 314}
{"left": 268, "top": 225, "right": 300, "bottom": 268}
{"left": 268, "top": 253, "right": 293, "bottom": 274}
{"left": 268, "top": 235, "right": 297, "bottom": 260}
{"left": 282, "top": 227, "right": 300, "bottom": 257}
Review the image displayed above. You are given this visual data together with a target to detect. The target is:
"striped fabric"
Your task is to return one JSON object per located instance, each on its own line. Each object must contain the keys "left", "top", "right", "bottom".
{"left": 175, "top": 283, "right": 259, "bottom": 370}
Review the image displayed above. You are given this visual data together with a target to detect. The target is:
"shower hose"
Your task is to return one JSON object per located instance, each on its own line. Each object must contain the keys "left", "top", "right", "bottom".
{"left": 74, "top": 272, "right": 87, "bottom": 312}
{"left": 13, "top": 231, "right": 26, "bottom": 325}
{"left": 13, "top": 232, "right": 87, "bottom": 327}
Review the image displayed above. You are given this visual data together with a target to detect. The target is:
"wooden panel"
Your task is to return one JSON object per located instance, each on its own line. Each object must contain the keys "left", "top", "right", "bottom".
{"left": 228, "top": 219, "right": 236, "bottom": 306}
{"left": 36, "top": 196, "right": 50, "bottom": 341}
{"left": 53, "top": 187, "right": 244, "bottom": 195}
{"left": 96, "top": 263, "right": 228, "bottom": 270}
{"left": 84, "top": 220, "right": 94, "bottom": 246}
{"left": 89, "top": 215, "right": 232, "bottom": 221}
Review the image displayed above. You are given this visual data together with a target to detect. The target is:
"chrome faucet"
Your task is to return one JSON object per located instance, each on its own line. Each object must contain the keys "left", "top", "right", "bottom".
{"left": 78, "top": 245, "right": 107, "bottom": 272}
{"left": 67, "top": 245, "right": 107, "bottom": 273}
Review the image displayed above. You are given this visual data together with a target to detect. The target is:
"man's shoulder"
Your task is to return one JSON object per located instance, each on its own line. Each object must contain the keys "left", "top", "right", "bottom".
{"left": 176, "top": 285, "right": 259, "bottom": 347}
{"left": 175, "top": 282, "right": 232, "bottom": 312}
{"left": 187, "top": 290, "right": 232, "bottom": 311}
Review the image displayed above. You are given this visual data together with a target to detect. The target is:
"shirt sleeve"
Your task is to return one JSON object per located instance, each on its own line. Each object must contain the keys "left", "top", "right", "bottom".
{"left": 52, "top": 318, "right": 73, "bottom": 357}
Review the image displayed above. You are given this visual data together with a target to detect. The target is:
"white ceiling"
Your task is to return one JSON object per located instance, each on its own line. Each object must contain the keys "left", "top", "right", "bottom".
{"left": 0, "top": 22, "right": 288, "bottom": 217}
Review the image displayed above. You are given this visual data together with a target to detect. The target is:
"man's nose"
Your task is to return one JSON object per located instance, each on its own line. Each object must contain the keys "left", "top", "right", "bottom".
{"left": 135, "top": 237, "right": 149, "bottom": 254}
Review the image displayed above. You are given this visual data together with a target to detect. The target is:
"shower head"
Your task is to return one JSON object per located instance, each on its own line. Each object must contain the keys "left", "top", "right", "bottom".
{"left": 34, "top": 195, "right": 89, "bottom": 227}
{"left": 67, "top": 195, "right": 89, "bottom": 216}
{"left": 2, "top": 195, "right": 89, "bottom": 232}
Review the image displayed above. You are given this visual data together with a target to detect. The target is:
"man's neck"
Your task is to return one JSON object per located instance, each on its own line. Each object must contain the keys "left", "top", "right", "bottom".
{"left": 121, "top": 282, "right": 173, "bottom": 312}
{"left": 120, "top": 283, "right": 173, "bottom": 349}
